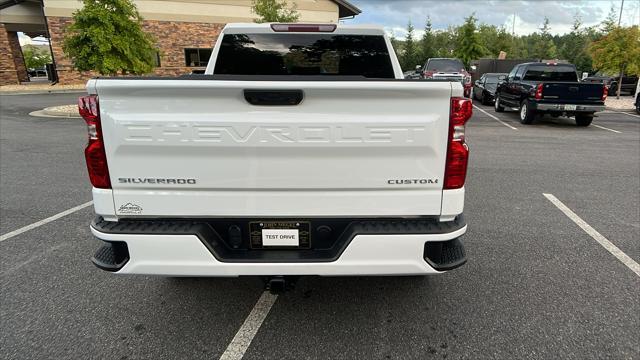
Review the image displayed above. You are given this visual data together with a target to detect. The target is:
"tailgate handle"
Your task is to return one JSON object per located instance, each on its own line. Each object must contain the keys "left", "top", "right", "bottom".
{"left": 569, "top": 86, "right": 579, "bottom": 93}
{"left": 244, "top": 89, "right": 304, "bottom": 106}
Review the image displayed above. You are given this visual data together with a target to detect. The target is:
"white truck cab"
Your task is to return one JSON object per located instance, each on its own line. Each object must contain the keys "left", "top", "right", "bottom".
{"left": 82, "top": 23, "right": 471, "bottom": 280}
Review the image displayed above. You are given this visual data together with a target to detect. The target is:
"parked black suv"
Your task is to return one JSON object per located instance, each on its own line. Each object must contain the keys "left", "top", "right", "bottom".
{"left": 494, "top": 62, "right": 606, "bottom": 126}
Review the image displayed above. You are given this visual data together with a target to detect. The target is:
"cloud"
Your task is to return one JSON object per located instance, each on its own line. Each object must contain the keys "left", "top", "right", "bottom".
{"left": 344, "top": 0, "right": 639, "bottom": 37}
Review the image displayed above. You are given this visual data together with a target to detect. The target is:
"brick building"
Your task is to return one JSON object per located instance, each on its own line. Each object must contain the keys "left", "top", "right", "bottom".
{"left": 0, "top": 0, "right": 360, "bottom": 85}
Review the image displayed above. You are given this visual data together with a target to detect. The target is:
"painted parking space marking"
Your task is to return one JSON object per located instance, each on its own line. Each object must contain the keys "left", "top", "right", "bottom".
{"left": 473, "top": 104, "right": 518, "bottom": 130}
{"left": 219, "top": 292, "right": 278, "bottom": 360}
{"left": 543, "top": 193, "right": 640, "bottom": 277}
{"left": 592, "top": 124, "right": 622, "bottom": 133}
{"left": 608, "top": 111, "right": 640, "bottom": 119}
{"left": 0, "top": 201, "right": 93, "bottom": 242}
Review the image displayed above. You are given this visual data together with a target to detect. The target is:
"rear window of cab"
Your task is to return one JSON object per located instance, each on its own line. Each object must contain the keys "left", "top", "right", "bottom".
{"left": 523, "top": 65, "right": 578, "bottom": 81}
{"left": 214, "top": 33, "right": 395, "bottom": 78}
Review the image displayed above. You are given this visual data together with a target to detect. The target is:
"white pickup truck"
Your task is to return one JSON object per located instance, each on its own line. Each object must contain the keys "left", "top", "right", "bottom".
{"left": 82, "top": 23, "right": 471, "bottom": 284}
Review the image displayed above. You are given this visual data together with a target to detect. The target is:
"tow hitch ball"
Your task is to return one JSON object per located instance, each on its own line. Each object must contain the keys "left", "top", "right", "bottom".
{"left": 263, "top": 276, "right": 298, "bottom": 294}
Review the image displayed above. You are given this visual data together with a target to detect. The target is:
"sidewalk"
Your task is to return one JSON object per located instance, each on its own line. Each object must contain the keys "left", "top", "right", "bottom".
{"left": 605, "top": 96, "right": 636, "bottom": 111}
{"left": 1, "top": 83, "right": 85, "bottom": 95}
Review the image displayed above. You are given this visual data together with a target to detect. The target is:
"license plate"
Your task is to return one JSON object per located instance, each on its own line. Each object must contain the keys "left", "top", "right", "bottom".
{"left": 250, "top": 221, "right": 310, "bottom": 248}
{"left": 564, "top": 104, "right": 577, "bottom": 111}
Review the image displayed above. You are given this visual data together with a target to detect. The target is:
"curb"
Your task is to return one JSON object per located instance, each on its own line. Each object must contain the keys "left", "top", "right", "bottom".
{"left": 1, "top": 89, "right": 86, "bottom": 96}
{"left": 604, "top": 107, "right": 636, "bottom": 112}
{"left": 29, "top": 106, "right": 81, "bottom": 118}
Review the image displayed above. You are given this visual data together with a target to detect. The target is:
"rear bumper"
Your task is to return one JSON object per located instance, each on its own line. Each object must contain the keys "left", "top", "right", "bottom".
{"left": 533, "top": 103, "right": 605, "bottom": 112}
{"left": 90, "top": 216, "right": 467, "bottom": 276}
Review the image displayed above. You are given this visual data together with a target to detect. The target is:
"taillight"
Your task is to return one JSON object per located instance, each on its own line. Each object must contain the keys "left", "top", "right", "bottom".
{"left": 535, "top": 83, "right": 543, "bottom": 100}
{"left": 444, "top": 97, "right": 472, "bottom": 190}
{"left": 423, "top": 70, "right": 435, "bottom": 78}
{"left": 601, "top": 85, "right": 608, "bottom": 101}
{"left": 79, "top": 95, "right": 111, "bottom": 189}
{"left": 270, "top": 24, "right": 336, "bottom": 32}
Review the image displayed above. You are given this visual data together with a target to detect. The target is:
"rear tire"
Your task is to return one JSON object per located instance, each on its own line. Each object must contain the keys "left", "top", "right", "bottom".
{"left": 575, "top": 114, "right": 593, "bottom": 127}
{"left": 494, "top": 94, "right": 505, "bottom": 112}
{"left": 519, "top": 100, "right": 535, "bottom": 124}
{"left": 481, "top": 92, "right": 488, "bottom": 105}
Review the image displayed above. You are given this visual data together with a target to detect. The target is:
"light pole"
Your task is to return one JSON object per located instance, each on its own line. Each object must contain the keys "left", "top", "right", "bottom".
{"left": 618, "top": 0, "right": 624, "bottom": 26}
{"left": 615, "top": 0, "right": 624, "bottom": 99}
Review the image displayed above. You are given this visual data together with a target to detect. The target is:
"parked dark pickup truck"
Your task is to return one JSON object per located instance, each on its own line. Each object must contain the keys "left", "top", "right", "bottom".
{"left": 583, "top": 74, "right": 638, "bottom": 95}
{"left": 494, "top": 62, "right": 606, "bottom": 126}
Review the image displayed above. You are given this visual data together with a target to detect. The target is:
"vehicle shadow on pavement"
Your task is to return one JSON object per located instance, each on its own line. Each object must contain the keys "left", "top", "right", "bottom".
{"left": 532, "top": 116, "right": 587, "bottom": 128}
{"left": 501, "top": 112, "right": 589, "bottom": 128}
{"left": 241, "top": 275, "right": 464, "bottom": 359}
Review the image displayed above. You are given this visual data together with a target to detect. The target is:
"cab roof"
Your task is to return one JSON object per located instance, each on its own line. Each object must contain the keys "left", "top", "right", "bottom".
{"left": 222, "top": 23, "right": 386, "bottom": 36}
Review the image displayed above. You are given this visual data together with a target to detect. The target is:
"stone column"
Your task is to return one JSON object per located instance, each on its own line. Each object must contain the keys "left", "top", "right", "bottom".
{"left": 7, "top": 30, "right": 29, "bottom": 82}
{"left": 0, "top": 23, "right": 21, "bottom": 85}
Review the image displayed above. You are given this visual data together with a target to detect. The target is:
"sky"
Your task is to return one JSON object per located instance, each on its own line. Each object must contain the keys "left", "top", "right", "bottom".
{"left": 342, "top": 0, "right": 640, "bottom": 38}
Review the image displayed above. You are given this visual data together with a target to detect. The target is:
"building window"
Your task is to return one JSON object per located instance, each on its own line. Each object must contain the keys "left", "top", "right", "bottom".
{"left": 185, "top": 48, "right": 212, "bottom": 67}
{"left": 155, "top": 51, "right": 161, "bottom": 67}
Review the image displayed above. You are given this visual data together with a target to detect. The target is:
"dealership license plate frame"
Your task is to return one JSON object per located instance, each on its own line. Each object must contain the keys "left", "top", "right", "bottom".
{"left": 250, "top": 221, "right": 311, "bottom": 249}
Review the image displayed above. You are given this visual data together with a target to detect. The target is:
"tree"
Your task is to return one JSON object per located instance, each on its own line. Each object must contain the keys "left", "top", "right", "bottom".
{"left": 478, "top": 24, "right": 513, "bottom": 58}
{"left": 589, "top": 26, "right": 640, "bottom": 98}
{"left": 400, "top": 21, "right": 419, "bottom": 71}
{"left": 419, "top": 17, "right": 436, "bottom": 64}
{"left": 559, "top": 15, "right": 592, "bottom": 73}
{"left": 600, "top": 4, "right": 617, "bottom": 34}
{"left": 532, "top": 17, "right": 557, "bottom": 59}
{"left": 252, "top": 0, "right": 299, "bottom": 23}
{"left": 433, "top": 27, "right": 457, "bottom": 57}
{"left": 22, "top": 45, "right": 52, "bottom": 69}
{"left": 511, "top": 36, "right": 529, "bottom": 58}
{"left": 454, "top": 14, "right": 486, "bottom": 67}
{"left": 62, "top": 0, "right": 158, "bottom": 75}
{"left": 389, "top": 32, "right": 401, "bottom": 55}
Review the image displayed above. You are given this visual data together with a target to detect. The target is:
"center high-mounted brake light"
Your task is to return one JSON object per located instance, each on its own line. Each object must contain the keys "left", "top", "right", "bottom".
{"left": 79, "top": 95, "right": 111, "bottom": 189}
{"left": 444, "top": 97, "right": 472, "bottom": 190}
{"left": 535, "top": 83, "right": 544, "bottom": 100}
{"left": 270, "top": 24, "right": 337, "bottom": 32}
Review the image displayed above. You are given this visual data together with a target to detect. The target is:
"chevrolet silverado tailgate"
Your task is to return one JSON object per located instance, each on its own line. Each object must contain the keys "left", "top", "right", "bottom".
{"left": 540, "top": 82, "right": 604, "bottom": 103}
{"left": 90, "top": 78, "right": 452, "bottom": 217}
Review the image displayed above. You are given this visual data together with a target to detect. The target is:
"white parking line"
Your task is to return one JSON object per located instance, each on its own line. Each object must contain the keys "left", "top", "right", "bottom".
{"left": 610, "top": 111, "right": 640, "bottom": 119}
{"left": 219, "top": 292, "right": 278, "bottom": 360}
{"left": 543, "top": 193, "right": 640, "bottom": 277}
{"left": 592, "top": 124, "right": 622, "bottom": 133}
{"left": 0, "top": 201, "right": 93, "bottom": 242}
{"left": 472, "top": 104, "right": 518, "bottom": 130}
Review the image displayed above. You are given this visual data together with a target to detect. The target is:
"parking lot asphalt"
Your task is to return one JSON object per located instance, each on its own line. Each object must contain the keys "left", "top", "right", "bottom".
{"left": 1, "top": 93, "right": 638, "bottom": 359}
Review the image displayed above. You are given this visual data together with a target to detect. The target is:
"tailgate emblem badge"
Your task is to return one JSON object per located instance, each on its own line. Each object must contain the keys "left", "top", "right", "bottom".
{"left": 387, "top": 179, "right": 438, "bottom": 185}
{"left": 118, "top": 203, "right": 143, "bottom": 214}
